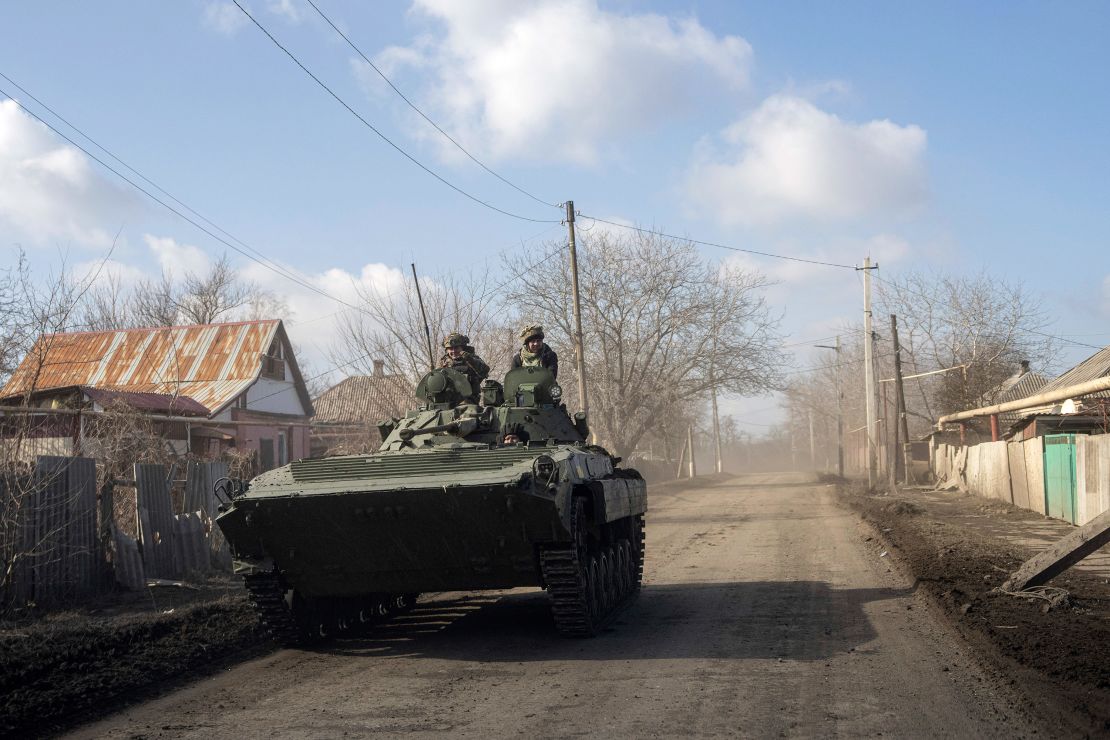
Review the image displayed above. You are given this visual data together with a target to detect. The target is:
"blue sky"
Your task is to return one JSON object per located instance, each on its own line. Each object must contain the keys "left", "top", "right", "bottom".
{"left": 2, "top": 1, "right": 1108, "bottom": 430}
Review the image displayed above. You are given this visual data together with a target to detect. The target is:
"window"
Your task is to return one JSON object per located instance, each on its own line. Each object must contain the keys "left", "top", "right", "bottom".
{"left": 261, "top": 339, "right": 286, "bottom": 380}
{"left": 259, "top": 438, "right": 275, "bottom": 472}
{"left": 278, "top": 431, "right": 287, "bottom": 466}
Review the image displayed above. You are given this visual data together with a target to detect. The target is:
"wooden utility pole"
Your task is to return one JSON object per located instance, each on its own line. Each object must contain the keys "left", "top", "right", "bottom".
{"left": 565, "top": 201, "right": 589, "bottom": 417}
{"left": 859, "top": 257, "right": 879, "bottom": 487}
{"left": 891, "top": 314, "right": 910, "bottom": 485}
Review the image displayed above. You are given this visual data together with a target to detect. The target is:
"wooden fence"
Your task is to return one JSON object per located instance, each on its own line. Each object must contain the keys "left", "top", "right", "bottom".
{"left": 2, "top": 456, "right": 231, "bottom": 611}
{"left": 933, "top": 434, "right": 1110, "bottom": 525}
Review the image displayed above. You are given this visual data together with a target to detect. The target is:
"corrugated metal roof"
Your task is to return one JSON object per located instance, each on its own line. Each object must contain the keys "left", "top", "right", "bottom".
{"left": 312, "top": 374, "right": 413, "bottom": 424}
{"left": 1037, "top": 345, "right": 1110, "bottom": 398}
{"left": 994, "top": 370, "right": 1051, "bottom": 426}
{"left": 0, "top": 320, "right": 281, "bottom": 415}
{"left": 81, "top": 387, "right": 209, "bottom": 416}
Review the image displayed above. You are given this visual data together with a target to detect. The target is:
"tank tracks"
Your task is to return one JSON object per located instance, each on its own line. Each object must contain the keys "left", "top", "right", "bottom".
{"left": 243, "top": 571, "right": 417, "bottom": 647}
{"left": 540, "top": 498, "right": 645, "bottom": 637}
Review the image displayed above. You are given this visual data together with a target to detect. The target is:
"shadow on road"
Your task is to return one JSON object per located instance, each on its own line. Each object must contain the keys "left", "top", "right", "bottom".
{"left": 319, "top": 581, "right": 907, "bottom": 663}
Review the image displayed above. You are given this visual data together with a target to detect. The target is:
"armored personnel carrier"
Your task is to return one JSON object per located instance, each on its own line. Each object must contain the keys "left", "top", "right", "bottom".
{"left": 216, "top": 366, "right": 647, "bottom": 642}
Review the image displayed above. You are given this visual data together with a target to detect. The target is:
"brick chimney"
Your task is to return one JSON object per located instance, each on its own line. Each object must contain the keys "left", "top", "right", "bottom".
{"left": 373, "top": 359, "right": 385, "bottom": 377}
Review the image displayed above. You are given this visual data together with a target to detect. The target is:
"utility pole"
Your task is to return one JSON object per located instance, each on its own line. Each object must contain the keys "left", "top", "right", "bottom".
{"left": 859, "top": 257, "right": 879, "bottom": 488}
{"left": 565, "top": 201, "right": 589, "bottom": 417}
{"left": 815, "top": 337, "right": 843, "bottom": 478}
{"left": 710, "top": 363, "right": 723, "bottom": 474}
{"left": 808, "top": 409, "right": 816, "bottom": 470}
{"left": 687, "top": 425, "right": 697, "bottom": 478}
{"left": 891, "top": 314, "right": 911, "bottom": 485}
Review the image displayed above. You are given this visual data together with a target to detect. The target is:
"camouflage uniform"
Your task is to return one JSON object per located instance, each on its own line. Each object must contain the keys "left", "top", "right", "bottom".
{"left": 510, "top": 324, "right": 558, "bottom": 379}
{"left": 438, "top": 332, "right": 490, "bottom": 401}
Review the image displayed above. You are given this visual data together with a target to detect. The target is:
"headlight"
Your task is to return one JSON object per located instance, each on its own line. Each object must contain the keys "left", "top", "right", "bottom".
{"left": 533, "top": 455, "right": 557, "bottom": 482}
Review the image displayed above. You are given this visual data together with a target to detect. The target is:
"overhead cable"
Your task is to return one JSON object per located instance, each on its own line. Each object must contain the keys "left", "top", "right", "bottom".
{"left": 870, "top": 273, "right": 1103, "bottom": 351}
{"left": 0, "top": 71, "right": 319, "bottom": 296}
{"left": 232, "top": 0, "right": 560, "bottom": 225}
{"left": 576, "top": 214, "right": 859, "bottom": 270}
{"left": 0, "top": 85, "right": 374, "bottom": 316}
{"left": 304, "top": 0, "right": 559, "bottom": 210}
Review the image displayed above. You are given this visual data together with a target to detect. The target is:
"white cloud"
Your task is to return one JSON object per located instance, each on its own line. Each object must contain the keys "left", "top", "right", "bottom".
{"left": 142, "top": 234, "right": 212, "bottom": 276}
{"left": 0, "top": 100, "right": 138, "bottom": 248}
{"left": 266, "top": 0, "right": 302, "bottom": 23}
{"left": 241, "top": 259, "right": 408, "bottom": 373}
{"left": 378, "top": 0, "right": 753, "bottom": 165}
{"left": 685, "top": 94, "right": 928, "bottom": 225}
{"left": 203, "top": 2, "right": 249, "bottom": 35}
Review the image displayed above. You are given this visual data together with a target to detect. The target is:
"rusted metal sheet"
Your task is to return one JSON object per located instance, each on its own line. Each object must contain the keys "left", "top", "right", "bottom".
{"left": 135, "top": 463, "right": 176, "bottom": 578}
{"left": 0, "top": 320, "right": 280, "bottom": 415}
{"left": 110, "top": 523, "right": 145, "bottom": 591}
{"left": 184, "top": 460, "right": 231, "bottom": 569}
{"left": 173, "top": 511, "right": 209, "bottom": 576}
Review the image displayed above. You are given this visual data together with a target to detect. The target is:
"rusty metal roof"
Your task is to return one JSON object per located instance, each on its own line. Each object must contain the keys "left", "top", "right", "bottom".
{"left": 312, "top": 374, "right": 413, "bottom": 424}
{"left": 0, "top": 320, "right": 286, "bottom": 415}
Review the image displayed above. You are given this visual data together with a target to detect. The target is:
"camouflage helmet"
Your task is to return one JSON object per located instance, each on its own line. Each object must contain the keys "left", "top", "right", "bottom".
{"left": 443, "top": 332, "right": 469, "bottom": 349}
{"left": 519, "top": 324, "right": 544, "bottom": 344}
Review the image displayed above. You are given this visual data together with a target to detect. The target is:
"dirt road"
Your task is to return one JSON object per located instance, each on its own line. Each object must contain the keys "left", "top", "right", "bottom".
{"left": 70, "top": 473, "right": 1035, "bottom": 738}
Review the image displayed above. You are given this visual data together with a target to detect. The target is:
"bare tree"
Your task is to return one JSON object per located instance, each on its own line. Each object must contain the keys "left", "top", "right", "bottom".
{"left": 504, "top": 229, "right": 783, "bottom": 457}
{"left": 875, "top": 271, "right": 1057, "bottom": 418}
{"left": 333, "top": 269, "right": 514, "bottom": 384}
{"left": 130, "top": 254, "right": 285, "bottom": 328}
{"left": 76, "top": 271, "right": 136, "bottom": 331}
{"left": 177, "top": 254, "right": 255, "bottom": 324}
{"left": 132, "top": 272, "right": 180, "bottom": 328}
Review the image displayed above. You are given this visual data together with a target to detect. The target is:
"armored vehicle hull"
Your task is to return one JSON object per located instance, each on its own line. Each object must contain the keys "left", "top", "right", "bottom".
{"left": 216, "top": 366, "right": 647, "bottom": 641}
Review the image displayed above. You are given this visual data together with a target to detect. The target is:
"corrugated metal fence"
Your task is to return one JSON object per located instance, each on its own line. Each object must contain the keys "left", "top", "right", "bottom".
{"left": 2, "top": 456, "right": 233, "bottom": 612}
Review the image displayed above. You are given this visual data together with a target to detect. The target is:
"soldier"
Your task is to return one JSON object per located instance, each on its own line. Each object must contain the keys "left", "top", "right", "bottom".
{"left": 439, "top": 332, "right": 490, "bottom": 401}
{"left": 510, "top": 324, "right": 559, "bottom": 379}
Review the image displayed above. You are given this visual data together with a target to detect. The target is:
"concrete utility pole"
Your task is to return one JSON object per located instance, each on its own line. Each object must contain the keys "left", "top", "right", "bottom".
{"left": 859, "top": 257, "right": 879, "bottom": 487}
{"left": 710, "top": 367, "right": 723, "bottom": 474}
{"left": 687, "top": 425, "right": 697, "bottom": 478}
{"left": 816, "top": 337, "right": 844, "bottom": 478}
{"left": 808, "top": 409, "right": 816, "bottom": 470}
{"left": 565, "top": 201, "right": 589, "bottom": 417}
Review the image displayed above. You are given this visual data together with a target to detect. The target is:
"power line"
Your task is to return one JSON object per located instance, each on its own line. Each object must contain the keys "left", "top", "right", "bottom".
{"left": 304, "top": 0, "right": 559, "bottom": 211}
{"left": 0, "top": 71, "right": 313, "bottom": 296}
{"left": 870, "top": 272, "right": 1103, "bottom": 351}
{"left": 232, "top": 0, "right": 560, "bottom": 225}
{"left": 250, "top": 239, "right": 569, "bottom": 405}
{"left": 576, "top": 214, "right": 858, "bottom": 270}
{"left": 0, "top": 84, "right": 372, "bottom": 318}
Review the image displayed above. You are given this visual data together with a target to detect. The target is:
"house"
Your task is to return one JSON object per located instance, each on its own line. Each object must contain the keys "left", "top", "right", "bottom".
{"left": 1009, "top": 347, "right": 1110, "bottom": 441}
{"left": 0, "top": 319, "right": 313, "bottom": 471}
{"left": 310, "top": 360, "right": 412, "bottom": 456}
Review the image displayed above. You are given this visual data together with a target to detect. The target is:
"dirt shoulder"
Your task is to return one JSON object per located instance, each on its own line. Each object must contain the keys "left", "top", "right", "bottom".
{"left": 0, "top": 577, "right": 269, "bottom": 738}
{"left": 840, "top": 482, "right": 1110, "bottom": 736}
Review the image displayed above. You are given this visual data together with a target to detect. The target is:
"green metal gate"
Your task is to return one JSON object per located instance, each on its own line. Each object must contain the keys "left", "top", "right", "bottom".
{"left": 1043, "top": 434, "right": 1078, "bottom": 524}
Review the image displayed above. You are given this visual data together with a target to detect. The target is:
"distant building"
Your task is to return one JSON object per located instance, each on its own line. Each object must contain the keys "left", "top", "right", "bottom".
{"left": 311, "top": 360, "right": 411, "bottom": 456}
{"left": 0, "top": 319, "right": 313, "bottom": 470}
